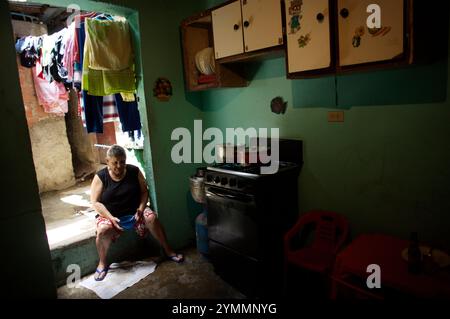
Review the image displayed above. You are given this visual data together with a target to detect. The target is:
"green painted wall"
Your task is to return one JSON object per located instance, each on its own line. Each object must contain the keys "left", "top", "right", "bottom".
{"left": 200, "top": 2, "right": 450, "bottom": 248}
{"left": 0, "top": 0, "right": 56, "bottom": 298}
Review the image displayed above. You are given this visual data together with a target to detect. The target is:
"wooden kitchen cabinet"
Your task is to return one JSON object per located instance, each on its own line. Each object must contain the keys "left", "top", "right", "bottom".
{"left": 212, "top": 0, "right": 284, "bottom": 60}
{"left": 285, "top": 0, "right": 335, "bottom": 77}
{"left": 285, "top": 0, "right": 413, "bottom": 77}
{"left": 181, "top": 10, "right": 248, "bottom": 91}
{"left": 337, "top": 0, "right": 408, "bottom": 68}
{"left": 211, "top": 1, "right": 243, "bottom": 59}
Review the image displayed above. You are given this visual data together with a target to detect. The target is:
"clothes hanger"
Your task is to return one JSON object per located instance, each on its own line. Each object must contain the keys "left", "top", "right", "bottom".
{"left": 94, "top": 13, "right": 114, "bottom": 21}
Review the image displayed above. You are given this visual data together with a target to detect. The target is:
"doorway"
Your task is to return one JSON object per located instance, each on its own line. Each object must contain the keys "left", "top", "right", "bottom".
{"left": 9, "top": 0, "right": 153, "bottom": 252}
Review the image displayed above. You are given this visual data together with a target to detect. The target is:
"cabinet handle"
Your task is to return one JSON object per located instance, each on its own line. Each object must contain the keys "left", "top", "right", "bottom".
{"left": 340, "top": 8, "right": 349, "bottom": 18}
{"left": 233, "top": 24, "right": 239, "bottom": 30}
{"left": 243, "top": 20, "right": 250, "bottom": 28}
{"left": 316, "top": 13, "right": 324, "bottom": 22}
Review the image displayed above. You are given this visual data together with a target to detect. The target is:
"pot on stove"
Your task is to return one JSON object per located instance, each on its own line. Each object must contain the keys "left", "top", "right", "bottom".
{"left": 236, "top": 146, "right": 270, "bottom": 165}
{"left": 215, "top": 143, "right": 240, "bottom": 163}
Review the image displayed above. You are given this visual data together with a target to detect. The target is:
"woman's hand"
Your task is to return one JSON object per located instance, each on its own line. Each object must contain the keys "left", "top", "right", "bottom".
{"left": 135, "top": 208, "right": 144, "bottom": 223}
{"left": 111, "top": 217, "right": 123, "bottom": 231}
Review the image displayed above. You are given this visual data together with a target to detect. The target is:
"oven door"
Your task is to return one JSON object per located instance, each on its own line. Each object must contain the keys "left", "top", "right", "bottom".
{"left": 205, "top": 185, "right": 259, "bottom": 259}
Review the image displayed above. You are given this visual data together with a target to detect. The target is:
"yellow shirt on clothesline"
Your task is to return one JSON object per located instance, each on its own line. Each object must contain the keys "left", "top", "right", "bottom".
{"left": 86, "top": 18, "right": 132, "bottom": 71}
{"left": 82, "top": 18, "right": 136, "bottom": 96}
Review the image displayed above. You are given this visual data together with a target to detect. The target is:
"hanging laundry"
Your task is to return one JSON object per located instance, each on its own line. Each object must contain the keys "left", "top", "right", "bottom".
{"left": 50, "top": 29, "right": 70, "bottom": 87}
{"left": 85, "top": 18, "right": 132, "bottom": 71}
{"left": 15, "top": 12, "right": 138, "bottom": 118}
{"left": 32, "top": 66, "right": 69, "bottom": 115}
{"left": 62, "top": 22, "right": 77, "bottom": 83}
{"left": 73, "top": 12, "right": 96, "bottom": 64}
{"left": 73, "top": 19, "right": 87, "bottom": 91}
{"left": 82, "top": 65, "right": 136, "bottom": 96}
{"left": 120, "top": 92, "right": 136, "bottom": 102}
{"left": 72, "top": 12, "right": 97, "bottom": 91}
{"left": 80, "top": 91, "right": 119, "bottom": 133}
{"left": 15, "top": 36, "right": 41, "bottom": 68}
{"left": 81, "top": 91, "right": 103, "bottom": 133}
{"left": 128, "top": 130, "right": 142, "bottom": 142}
{"left": 40, "top": 28, "right": 69, "bottom": 85}
{"left": 20, "top": 48, "right": 38, "bottom": 68}
{"left": 72, "top": 65, "right": 82, "bottom": 91}
{"left": 82, "top": 18, "right": 136, "bottom": 96}
{"left": 125, "top": 129, "right": 144, "bottom": 149}
{"left": 15, "top": 36, "right": 39, "bottom": 53}
{"left": 102, "top": 95, "right": 119, "bottom": 123}
{"left": 114, "top": 93, "right": 141, "bottom": 132}
{"left": 40, "top": 34, "right": 53, "bottom": 80}
{"left": 19, "top": 27, "right": 71, "bottom": 87}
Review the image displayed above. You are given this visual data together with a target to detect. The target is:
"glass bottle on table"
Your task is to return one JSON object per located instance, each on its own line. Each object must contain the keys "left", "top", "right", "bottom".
{"left": 422, "top": 247, "right": 437, "bottom": 274}
{"left": 408, "top": 232, "right": 422, "bottom": 274}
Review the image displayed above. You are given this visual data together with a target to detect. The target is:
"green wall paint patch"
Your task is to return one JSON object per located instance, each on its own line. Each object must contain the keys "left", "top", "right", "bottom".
{"left": 292, "top": 76, "right": 337, "bottom": 108}
{"left": 337, "top": 59, "right": 448, "bottom": 107}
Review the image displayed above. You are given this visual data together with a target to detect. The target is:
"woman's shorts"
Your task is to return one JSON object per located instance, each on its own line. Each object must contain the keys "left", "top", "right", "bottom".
{"left": 95, "top": 207, "right": 156, "bottom": 241}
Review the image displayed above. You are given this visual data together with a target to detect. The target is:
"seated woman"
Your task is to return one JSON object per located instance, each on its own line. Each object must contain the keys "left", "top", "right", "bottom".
{"left": 90, "top": 144, "right": 183, "bottom": 281}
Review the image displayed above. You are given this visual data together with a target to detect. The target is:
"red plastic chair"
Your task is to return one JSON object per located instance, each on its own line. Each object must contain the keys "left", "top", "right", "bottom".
{"left": 284, "top": 210, "right": 349, "bottom": 275}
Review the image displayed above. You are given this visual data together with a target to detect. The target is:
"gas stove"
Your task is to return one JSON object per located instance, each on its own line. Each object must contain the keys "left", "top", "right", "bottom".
{"left": 204, "top": 140, "right": 303, "bottom": 297}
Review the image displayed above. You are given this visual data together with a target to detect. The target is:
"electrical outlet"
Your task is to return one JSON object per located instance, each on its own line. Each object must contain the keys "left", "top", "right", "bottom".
{"left": 328, "top": 111, "right": 344, "bottom": 122}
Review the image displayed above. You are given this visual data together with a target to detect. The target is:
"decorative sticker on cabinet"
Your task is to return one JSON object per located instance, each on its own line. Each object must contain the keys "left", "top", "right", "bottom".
{"left": 288, "top": 0, "right": 304, "bottom": 34}
{"left": 352, "top": 26, "right": 365, "bottom": 48}
{"left": 352, "top": 24, "right": 393, "bottom": 48}
{"left": 298, "top": 33, "right": 311, "bottom": 48}
{"left": 367, "top": 26, "right": 392, "bottom": 37}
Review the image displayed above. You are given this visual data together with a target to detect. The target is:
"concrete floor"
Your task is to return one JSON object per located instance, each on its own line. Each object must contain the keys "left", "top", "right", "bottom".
{"left": 40, "top": 179, "right": 92, "bottom": 223}
{"left": 40, "top": 178, "right": 98, "bottom": 250}
{"left": 58, "top": 247, "right": 246, "bottom": 299}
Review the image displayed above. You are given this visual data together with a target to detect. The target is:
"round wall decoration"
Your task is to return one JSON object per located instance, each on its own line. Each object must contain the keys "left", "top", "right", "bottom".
{"left": 153, "top": 77, "right": 173, "bottom": 101}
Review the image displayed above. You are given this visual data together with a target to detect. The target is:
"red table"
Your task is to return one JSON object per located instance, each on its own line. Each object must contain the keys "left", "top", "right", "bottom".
{"left": 331, "top": 234, "right": 450, "bottom": 299}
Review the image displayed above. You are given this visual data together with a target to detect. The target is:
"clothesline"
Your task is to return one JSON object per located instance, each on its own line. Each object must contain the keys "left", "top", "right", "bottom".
{"left": 15, "top": 12, "right": 142, "bottom": 135}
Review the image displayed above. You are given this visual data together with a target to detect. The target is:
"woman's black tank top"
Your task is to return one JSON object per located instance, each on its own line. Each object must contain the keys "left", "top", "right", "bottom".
{"left": 97, "top": 164, "right": 140, "bottom": 218}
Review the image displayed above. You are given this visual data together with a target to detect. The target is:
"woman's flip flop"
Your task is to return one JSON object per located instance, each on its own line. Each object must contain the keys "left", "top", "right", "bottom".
{"left": 168, "top": 253, "right": 184, "bottom": 263}
{"left": 94, "top": 267, "right": 109, "bottom": 281}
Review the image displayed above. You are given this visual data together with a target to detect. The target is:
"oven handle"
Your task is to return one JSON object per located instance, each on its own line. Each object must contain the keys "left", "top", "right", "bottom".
{"left": 206, "top": 188, "right": 254, "bottom": 203}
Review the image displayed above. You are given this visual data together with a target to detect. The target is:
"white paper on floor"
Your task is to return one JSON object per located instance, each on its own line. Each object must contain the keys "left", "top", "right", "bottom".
{"left": 79, "top": 260, "right": 157, "bottom": 299}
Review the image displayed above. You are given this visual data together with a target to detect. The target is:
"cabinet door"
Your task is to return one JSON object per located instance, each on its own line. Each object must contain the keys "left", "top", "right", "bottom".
{"left": 242, "top": 0, "right": 283, "bottom": 53}
{"left": 285, "top": 0, "right": 331, "bottom": 73}
{"left": 212, "top": 1, "right": 244, "bottom": 59}
{"left": 338, "top": 0, "right": 404, "bottom": 67}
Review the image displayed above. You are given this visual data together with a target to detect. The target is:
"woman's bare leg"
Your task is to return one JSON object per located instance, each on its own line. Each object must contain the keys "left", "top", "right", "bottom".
{"left": 144, "top": 213, "right": 178, "bottom": 257}
{"left": 96, "top": 224, "right": 114, "bottom": 270}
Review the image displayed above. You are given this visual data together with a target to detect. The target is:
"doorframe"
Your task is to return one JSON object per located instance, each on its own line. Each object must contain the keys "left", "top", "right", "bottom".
{"left": 12, "top": 0, "right": 159, "bottom": 211}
